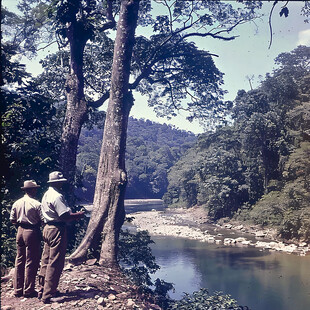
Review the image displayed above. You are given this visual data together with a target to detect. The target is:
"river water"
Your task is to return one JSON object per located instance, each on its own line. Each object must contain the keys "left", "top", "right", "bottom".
{"left": 124, "top": 200, "right": 310, "bottom": 310}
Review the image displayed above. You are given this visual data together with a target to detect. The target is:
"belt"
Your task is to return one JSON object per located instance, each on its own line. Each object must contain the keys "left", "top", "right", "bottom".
{"left": 19, "top": 223, "right": 40, "bottom": 229}
{"left": 46, "top": 221, "right": 66, "bottom": 227}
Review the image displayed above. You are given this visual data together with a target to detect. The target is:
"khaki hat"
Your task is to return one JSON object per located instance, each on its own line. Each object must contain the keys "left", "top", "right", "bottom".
{"left": 21, "top": 180, "right": 40, "bottom": 190}
{"left": 47, "top": 171, "right": 67, "bottom": 183}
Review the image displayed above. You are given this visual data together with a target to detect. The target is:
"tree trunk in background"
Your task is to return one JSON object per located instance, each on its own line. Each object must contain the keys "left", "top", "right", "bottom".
{"left": 59, "top": 20, "right": 89, "bottom": 188}
{"left": 69, "top": 0, "right": 140, "bottom": 266}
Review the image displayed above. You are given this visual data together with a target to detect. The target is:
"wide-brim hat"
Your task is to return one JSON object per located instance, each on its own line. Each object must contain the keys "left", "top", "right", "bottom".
{"left": 47, "top": 171, "right": 68, "bottom": 183}
{"left": 21, "top": 180, "right": 40, "bottom": 190}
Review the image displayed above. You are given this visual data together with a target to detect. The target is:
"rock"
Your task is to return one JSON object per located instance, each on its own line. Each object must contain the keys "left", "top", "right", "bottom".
{"left": 127, "top": 299, "right": 136, "bottom": 307}
{"left": 63, "top": 264, "right": 73, "bottom": 271}
{"left": 108, "top": 293, "right": 116, "bottom": 301}
{"left": 225, "top": 224, "right": 232, "bottom": 229}
{"left": 255, "top": 231, "right": 266, "bottom": 238}
{"left": 86, "top": 258, "right": 97, "bottom": 265}
{"left": 256, "top": 241, "right": 269, "bottom": 248}
{"left": 97, "top": 297, "right": 106, "bottom": 306}
{"left": 299, "top": 242, "right": 308, "bottom": 247}
{"left": 224, "top": 238, "right": 236, "bottom": 245}
{"left": 224, "top": 238, "right": 231, "bottom": 245}
{"left": 2, "top": 306, "right": 13, "bottom": 310}
{"left": 117, "top": 292, "right": 128, "bottom": 298}
{"left": 236, "top": 237, "right": 247, "bottom": 243}
{"left": 215, "top": 239, "right": 222, "bottom": 245}
{"left": 1, "top": 269, "right": 15, "bottom": 283}
{"left": 235, "top": 225, "right": 244, "bottom": 230}
{"left": 207, "top": 236, "right": 215, "bottom": 243}
{"left": 285, "top": 244, "right": 298, "bottom": 253}
{"left": 90, "top": 274, "right": 98, "bottom": 278}
{"left": 241, "top": 240, "right": 251, "bottom": 246}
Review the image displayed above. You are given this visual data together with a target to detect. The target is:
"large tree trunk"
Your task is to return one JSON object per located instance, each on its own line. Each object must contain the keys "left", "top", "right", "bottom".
{"left": 69, "top": 0, "right": 140, "bottom": 266}
{"left": 59, "top": 21, "right": 89, "bottom": 187}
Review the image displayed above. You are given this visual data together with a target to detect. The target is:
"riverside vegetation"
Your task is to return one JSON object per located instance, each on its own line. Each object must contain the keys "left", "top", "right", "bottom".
{"left": 164, "top": 46, "right": 310, "bottom": 245}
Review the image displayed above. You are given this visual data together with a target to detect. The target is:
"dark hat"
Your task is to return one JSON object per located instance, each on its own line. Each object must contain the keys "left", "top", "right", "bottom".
{"left": 21, "top": 180, "right": 40, "bottom": 190}
{"left": 47, "top": 171, "right": 68, "bottom": 183}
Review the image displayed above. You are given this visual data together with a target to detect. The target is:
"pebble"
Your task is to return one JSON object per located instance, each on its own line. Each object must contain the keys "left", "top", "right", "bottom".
{"left": 108, "top": 293, "right": 116, "bottom": 301}
{"left": 127, "top": 299, "right": 136, "bottom": 306}
{"left": 97, "top": 297, "right": 106, "bottom": 305}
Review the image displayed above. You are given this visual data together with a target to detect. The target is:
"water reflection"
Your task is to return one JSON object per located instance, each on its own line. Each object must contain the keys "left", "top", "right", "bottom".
{"left": 151, "top": 236, "right": 310, "bottom": 310}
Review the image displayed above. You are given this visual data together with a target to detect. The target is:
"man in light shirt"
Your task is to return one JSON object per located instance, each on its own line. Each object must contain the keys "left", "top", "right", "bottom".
{"left": 38, "top": 171, "right": 84, "bottom": 304}
{"left": 10, "top": 180, "right": 43, "bottom": 298}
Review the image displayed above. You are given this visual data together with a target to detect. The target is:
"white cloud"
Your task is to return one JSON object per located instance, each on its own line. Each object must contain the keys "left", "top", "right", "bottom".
{"left": 297, "top": 29, "right": 310, "bottom": 46}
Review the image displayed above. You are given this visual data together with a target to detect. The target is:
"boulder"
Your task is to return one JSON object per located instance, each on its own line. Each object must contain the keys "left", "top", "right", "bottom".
{"left": 255, "top": 231, "right": 266, "bottom": 238}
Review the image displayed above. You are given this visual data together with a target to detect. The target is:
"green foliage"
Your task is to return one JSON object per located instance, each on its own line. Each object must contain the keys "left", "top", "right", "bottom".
{"left": 164, "top": 127, "right": 249, "bottom": 219}
{"left": 1, "top": 29, "right": 62, "bottom": 269}
{"left": 240, "top": 141, "right": 310, "bottom": 242}
{"left": 1, "top": 85, "right": 61, "bottom": 268}
{"left": 76, "top": 118, "right": 196, "bottom": 201}
{"left": 118, "top": 228, "right": 160, "bottom": 287}
{"left": 164, "top": 46, "right": 310, "bottom": 242}
{"left": 166, "top": 288, "right": 244, "bottom": 310}
{"left": 1, "top": 205, "right": 17, "bottom": 275}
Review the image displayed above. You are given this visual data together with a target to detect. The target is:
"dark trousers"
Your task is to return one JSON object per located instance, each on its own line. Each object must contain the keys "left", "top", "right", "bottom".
{"left": 39, "top": 224, "right": 67, "bottom": 301}
{"left": 14, "top": 226, "right": 41, "bottom": 296}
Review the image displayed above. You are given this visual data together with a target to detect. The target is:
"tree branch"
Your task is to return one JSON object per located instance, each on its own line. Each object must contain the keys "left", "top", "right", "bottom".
{"left": 36, "top": 40, "right": 57, "bottom": 52}
{"left": 268, "top": 1, "right": 278, "bottom": 49}
{"left": 97, "top": 0, "right": 116, "bottom": 31}
{"left": 88, "top": 91, "right": 110, "bottom": 108}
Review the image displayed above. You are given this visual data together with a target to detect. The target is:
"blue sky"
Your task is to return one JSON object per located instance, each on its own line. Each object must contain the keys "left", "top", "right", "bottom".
{"left": 3, "top": 1, "right": 310, "bottom": 133}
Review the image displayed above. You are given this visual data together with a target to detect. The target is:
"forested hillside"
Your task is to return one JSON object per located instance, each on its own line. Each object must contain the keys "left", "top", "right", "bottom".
{"left": 76, "top": 118, "right": 196, "bottom": 201}
{"left": 163, "top": 46, "right": 310, "bottom": 242}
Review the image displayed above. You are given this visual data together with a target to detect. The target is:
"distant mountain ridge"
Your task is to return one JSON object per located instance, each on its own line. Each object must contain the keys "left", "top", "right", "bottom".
{"left": 76, "top": 117, "right": 196, "bottom": 201}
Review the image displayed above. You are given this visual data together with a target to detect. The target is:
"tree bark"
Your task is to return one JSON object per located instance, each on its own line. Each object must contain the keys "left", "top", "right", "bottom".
{"left": 69, "top": 0, "right": 140, "bottom": 266}
{"left": 59, "top": 20, "right": 89, "bottom": 187}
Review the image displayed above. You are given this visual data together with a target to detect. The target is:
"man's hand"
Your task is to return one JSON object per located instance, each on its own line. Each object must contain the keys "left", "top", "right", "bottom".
{"left": 60, "top": 211, "right": 85, "bottom": 222}
{"left": 75, "top": 211, "right": 85, "bottom": 219}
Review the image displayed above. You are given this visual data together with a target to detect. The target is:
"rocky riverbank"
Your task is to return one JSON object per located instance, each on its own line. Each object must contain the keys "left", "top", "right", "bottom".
{"left": 130, "top": 206, "right": 310, "bottom": 256}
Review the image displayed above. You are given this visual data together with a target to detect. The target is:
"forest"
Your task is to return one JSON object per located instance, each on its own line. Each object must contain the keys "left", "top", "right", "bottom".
{"left": 76, "top": 118, "right": 196, "bottom": 201}
{"left": 164, "top": 45, "right": 310, "bottom": 243}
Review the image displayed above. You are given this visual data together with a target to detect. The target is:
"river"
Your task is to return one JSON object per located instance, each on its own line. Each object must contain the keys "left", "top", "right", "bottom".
{"left": 124, "top": 200, "right": 310, "bottom": 310}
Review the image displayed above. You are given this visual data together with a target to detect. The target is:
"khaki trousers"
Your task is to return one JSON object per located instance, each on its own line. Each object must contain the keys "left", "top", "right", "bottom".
{"left": 14, "top": 226, "right": 41, "bottom": 296}
{"left": 39, "top": 224, "right": 67, "bottom": 301}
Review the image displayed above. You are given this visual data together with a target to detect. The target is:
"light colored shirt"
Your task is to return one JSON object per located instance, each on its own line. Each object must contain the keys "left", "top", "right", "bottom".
{"left": 10, "top": 194, "right": 43, "bottom": 225}
{"left": 41, "top": 187, "right": 71, "bottom": 223}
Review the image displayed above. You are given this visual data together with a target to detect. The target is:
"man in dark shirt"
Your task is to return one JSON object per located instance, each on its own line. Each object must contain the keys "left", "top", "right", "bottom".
{"left": 10, "top": 180, "right": 43, "bottom": 298}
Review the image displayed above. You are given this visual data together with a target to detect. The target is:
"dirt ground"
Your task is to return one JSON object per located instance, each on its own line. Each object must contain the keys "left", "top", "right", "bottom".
{"left": 1, "top": 260, "right": 162, "bottom": 310}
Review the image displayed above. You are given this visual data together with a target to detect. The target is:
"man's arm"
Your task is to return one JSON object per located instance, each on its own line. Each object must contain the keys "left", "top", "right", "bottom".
{"left": 10, "top": 204, "right": 18, "bottom": 225}
{"left": 59, "top": 211, "right": 85, "bottom": 222}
